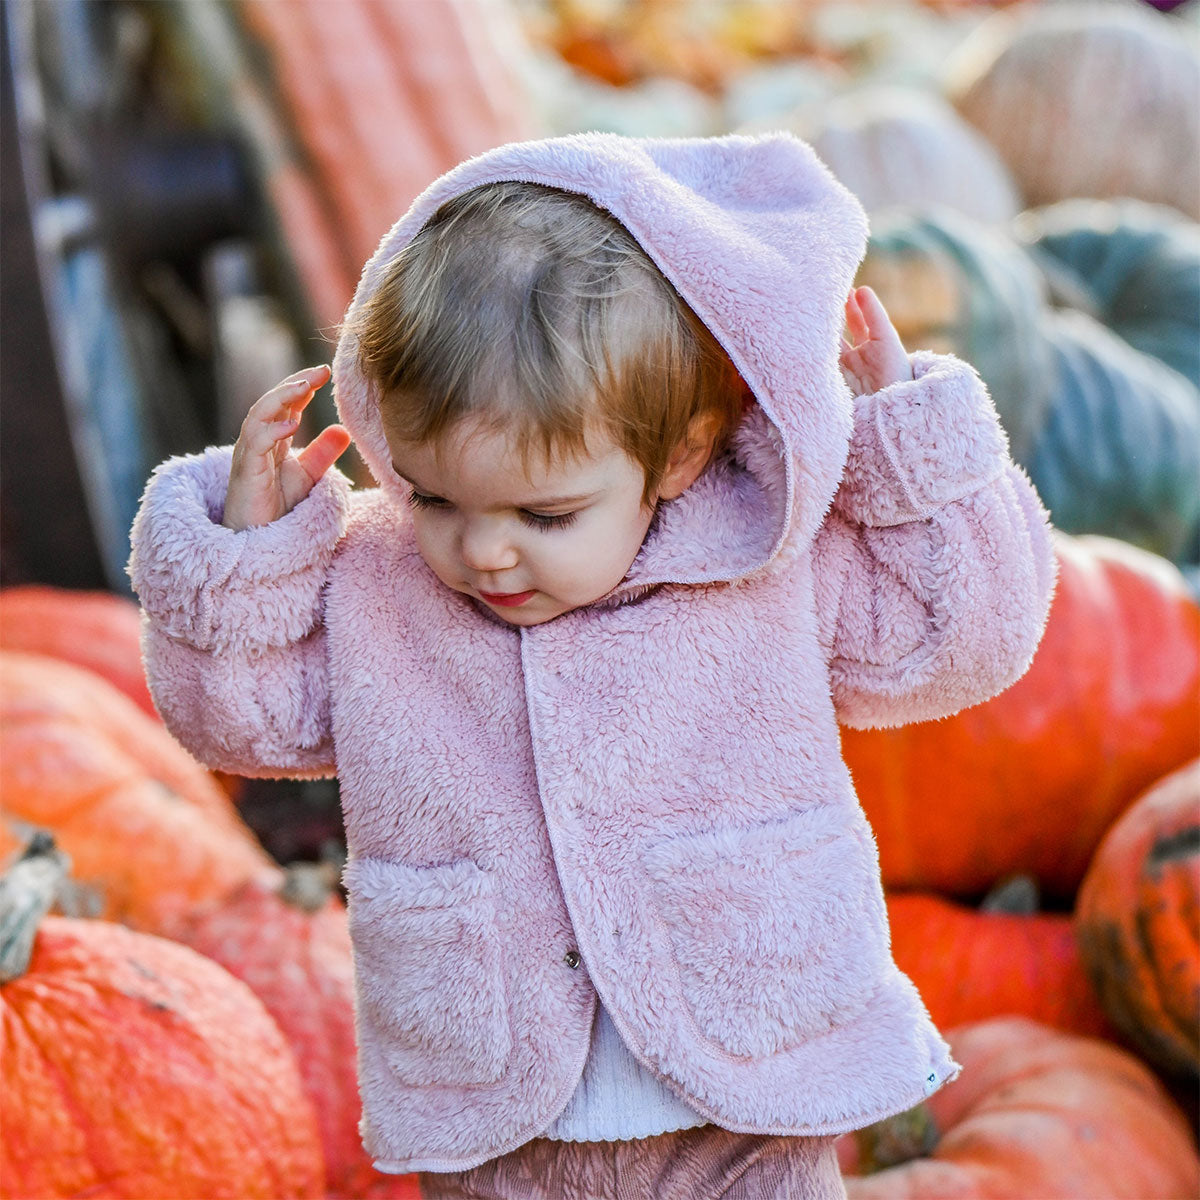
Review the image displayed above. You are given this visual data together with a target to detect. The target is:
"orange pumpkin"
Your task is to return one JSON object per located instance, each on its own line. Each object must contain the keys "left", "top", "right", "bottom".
{"left": 1075, "top": 759, "right": 1200, "bottom": 1080}
{"left": 1, "top": 651, "right": 243, "bottom": 830}
{"left": 0, "top": 588, "right": 247, "bottom": 802}
{"left": 843, "top": 532, "right": 1200, "bottom": 902}
{"left": 0, "top": 651, "right": 275, "bottom": 932}
{"left": 839, "top": 1017, "right": 1200, "bottom": 1198}
{"left": 887, "top": 888, "right": 1114, "bottom": 1040}
{"left": 0, "top": 837, "right": 324, "bottom": 1199}
{"left": 0, "top": 585, "right": 156, "bottom": 716}
{"left": 173, "top": 866, "right": 420, "bottom": 1200}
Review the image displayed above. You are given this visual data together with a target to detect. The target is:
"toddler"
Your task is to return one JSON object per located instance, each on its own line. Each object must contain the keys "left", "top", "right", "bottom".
{"left": 129, "top": 133, "right": 1057, "bottom": 1200}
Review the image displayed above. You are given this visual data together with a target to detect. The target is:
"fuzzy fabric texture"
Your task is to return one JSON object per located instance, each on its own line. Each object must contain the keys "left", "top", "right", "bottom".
{"left": 127, "top": 132, "right": 1057, "bottom": 1173}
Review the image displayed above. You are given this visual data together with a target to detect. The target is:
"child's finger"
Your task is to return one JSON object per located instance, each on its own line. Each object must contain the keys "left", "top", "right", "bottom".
{"left": 852, "top": 286, "right": 893, "bottom": 340}
{"left": 270, "top": 417, "right": 301, "bottom": 467}
{"left": 844, "top": 290, "right": 869, "bottom": 346}
{"left": 249, "top": 366, "right": 331, "bottom": 424}
{"left": 234, "top": 415, "right": 299, "bottom": 463}
{"left": 295, "top": 424, "right": 352, "bottom": 484}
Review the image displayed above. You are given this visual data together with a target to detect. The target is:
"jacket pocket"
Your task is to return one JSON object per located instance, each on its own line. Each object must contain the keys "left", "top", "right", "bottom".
{"left": 342, "top": 855, "right": 512, "bottom": 1087}
{"left": 644, "top": 807, "right": 890, "bottom": 1058}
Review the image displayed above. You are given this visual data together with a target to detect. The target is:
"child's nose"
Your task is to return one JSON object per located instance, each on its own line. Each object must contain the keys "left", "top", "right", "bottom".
{"left": 459, "top": 519, "right": 519, "bottom": 573}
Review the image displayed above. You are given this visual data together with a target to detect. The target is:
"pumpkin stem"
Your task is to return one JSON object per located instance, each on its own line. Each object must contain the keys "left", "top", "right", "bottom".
{"left": 279, "top": 860, "right": 339, "bottom": 913}
{"left": 0, "top": 831, "right": 71, "bottom": 984}
{"left": 854, "top": 1102, "right": 939, "bottom": 1173}
{"left": 980, "top": 872, "right": 1040, "bottom": 915}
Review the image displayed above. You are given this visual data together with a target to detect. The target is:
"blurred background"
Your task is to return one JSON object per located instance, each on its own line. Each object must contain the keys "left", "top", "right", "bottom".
{"left": 4, "top": 0, "right": 1198, "bottom": 596}
{"left": 2, "top": 3, "right": 1198, "bottom": 1199}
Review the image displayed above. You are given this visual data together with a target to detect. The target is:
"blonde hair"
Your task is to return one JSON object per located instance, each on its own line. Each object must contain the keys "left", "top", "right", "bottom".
{"left": 349, "top": 182, "right": 747, "bottom": 505}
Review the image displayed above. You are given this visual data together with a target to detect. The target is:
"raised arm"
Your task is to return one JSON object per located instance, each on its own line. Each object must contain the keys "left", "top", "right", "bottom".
{"left": 127, "top": 367, "right": 354, "bottom": 776}
{"left": 813, "top": 290, "right": 1057, "bottom": 728}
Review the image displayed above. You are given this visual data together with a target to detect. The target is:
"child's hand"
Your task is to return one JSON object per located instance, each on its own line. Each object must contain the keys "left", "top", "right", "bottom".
{"left": 222, "top": 365, "right": 352, "bottom": 531}
{"left": 840, "top": 286, "right": 913, "bottom": 396}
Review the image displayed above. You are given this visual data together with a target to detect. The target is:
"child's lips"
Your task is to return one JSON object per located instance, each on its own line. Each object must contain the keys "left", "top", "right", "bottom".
{"left": 478, "top": 589, "right": 537, "bottom": 607}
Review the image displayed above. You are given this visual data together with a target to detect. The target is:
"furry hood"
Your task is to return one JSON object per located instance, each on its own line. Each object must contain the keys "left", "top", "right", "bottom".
{"left": 332, "top": 132, "right": 868, "bottom": 594}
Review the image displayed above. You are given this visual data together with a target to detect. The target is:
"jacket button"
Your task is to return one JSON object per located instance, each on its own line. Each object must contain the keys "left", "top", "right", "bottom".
{"left": 563, "top": 949, "right": 581, "bottom": 969}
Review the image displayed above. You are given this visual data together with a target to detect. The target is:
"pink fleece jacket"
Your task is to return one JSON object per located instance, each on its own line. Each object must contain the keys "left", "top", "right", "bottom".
{"left": 128, "top": 133, "right": 1057, "bottom": 1174}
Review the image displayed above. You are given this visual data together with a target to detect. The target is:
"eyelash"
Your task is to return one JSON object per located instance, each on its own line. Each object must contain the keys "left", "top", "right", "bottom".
{"left": 407, "top": 490, "right": 579, "bottom": 531}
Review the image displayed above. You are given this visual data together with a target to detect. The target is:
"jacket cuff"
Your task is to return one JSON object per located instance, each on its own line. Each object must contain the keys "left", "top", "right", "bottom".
{"left": 832, "top": 352, "right": 1009, "bottom": 528}
{"left": 127, "top": 445, "right": 351, "bottom": 654}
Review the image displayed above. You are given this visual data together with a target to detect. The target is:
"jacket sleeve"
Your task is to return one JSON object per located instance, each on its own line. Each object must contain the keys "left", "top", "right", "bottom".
{"left": 811, "top": 351, "right": 1057, "bottom": 730}
{"left": 127, "top": 445, "right": 353, "bottom": 777}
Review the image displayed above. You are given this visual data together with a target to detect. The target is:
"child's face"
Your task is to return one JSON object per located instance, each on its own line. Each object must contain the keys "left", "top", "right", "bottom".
{"left": 385, "top": 418, "right": 657, "bottom": 626}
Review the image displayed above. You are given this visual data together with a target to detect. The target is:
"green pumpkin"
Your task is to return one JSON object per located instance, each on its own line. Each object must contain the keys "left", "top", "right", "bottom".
{"left": 859, "top": 208, "right": 1200, "bottom": 564}
{"left": 1031, "top": 309, "right": 1199, "bottom": 561}
{"left": 859, "top": 208, "right": 1052, "bottom": 463}
{"left": 1014, "top": 198, "right": 1200, "bottom": 389}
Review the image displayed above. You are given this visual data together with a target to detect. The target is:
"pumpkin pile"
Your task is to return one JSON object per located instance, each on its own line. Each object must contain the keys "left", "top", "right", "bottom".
{"left": 2, "top": 552, "right": 1197, "bottom": 1197}
{"left": 1, "top": 836, "right": 325, "bottom": 1200}
{"left": 6, "top": 2, "right": 1200, "bottom": 1193}
{"left": 0, "top": 591, "right": 419, "bottom": 1199}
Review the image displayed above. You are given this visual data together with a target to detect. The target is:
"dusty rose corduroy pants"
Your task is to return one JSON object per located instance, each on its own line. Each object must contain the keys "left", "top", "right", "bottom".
{"left": 417, "top": 1128, "right": 847, "bottom": 1200}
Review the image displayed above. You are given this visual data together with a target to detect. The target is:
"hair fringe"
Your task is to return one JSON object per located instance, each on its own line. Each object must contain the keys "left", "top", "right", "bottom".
{"left": 344, "top": 182, "right": 747, "bottom": 504}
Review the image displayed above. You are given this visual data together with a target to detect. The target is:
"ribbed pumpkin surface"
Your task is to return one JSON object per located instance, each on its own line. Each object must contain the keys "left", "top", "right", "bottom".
{"left": 236, "top": 0, "right": 537, "bottom": 327}
{"left": 1027, "top": 309, "right": 1200, "bottom": 561}
{"left": 1015, "top": 197, "right": 1200, "bottom": 388}
{"left": 841, "top": 1017, "right": 1200, "bottom": 1198}
{"left": 1, "top": 651, "right": 247, "bottom": 836}
{"left": 887, "top": 892, "right": 1113, "bottom": 1039}
{"left": 1076, "top": 760, "right": 1200, "bottom": 1079}
{"left": 0, "top": 916, "right": 324, "bottom": 1199}
{"left": 843, "top": 533, "right": 1200, "bottom": 902}
{"left": 947, "top": 4, "right": 1200, "bottom": 220}
{"left": 860, "top": 208, "right": 1200, "bottom": 561}
{"left": 0, "top": 586, "right": 156, "bottom": 717}
{"left": 174, "top": 872, "right": 379, "bottom": 1199}
{"left": 0, "top": 651, "right": 275, "bottom": 931}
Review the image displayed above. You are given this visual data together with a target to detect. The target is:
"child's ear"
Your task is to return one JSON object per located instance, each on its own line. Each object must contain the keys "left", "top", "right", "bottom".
{"left": 657, "top": 411, "right": 723, "bottom": 501}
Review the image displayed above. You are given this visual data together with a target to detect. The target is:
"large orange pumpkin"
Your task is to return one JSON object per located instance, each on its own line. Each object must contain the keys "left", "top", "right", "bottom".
{"left": 0, "top": 837, "right": 325, "bottom": 1199}
{"left": 172, "top": 866, "right": 416, "bottom": 1200}
{"left": 839, "top": 1017, "right": 1200, "bottom": 1199}
{"left": 843, "top": 532, "right": 1200, "bottom": 902}
{"left": 887, "top": 889, "right": 1114, "bottom": 1040}
{"left": 0, "top": 587, "right": 247, "bottom": 802}
{"left": 0, "top": 651, "right": 243, "bottom": 831}
{"left": 0, "top": 585, "right": 156, "bottom": 716}
{"left": 0, "top": 651, "right": 275, "bottom": 932}
{"left": 1075, "top": 759, "right": 1200, "bottom": 1080}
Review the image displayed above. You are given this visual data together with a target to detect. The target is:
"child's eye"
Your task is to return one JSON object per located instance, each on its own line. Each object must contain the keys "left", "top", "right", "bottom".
{"left": 407, "top": 489, "right": 576, "bottom": 531}
{"left": 519, "top": 510, "right": 578, "bottom": 531}
{"left": 408, "top": 489, "right": 448, "bottom": 511}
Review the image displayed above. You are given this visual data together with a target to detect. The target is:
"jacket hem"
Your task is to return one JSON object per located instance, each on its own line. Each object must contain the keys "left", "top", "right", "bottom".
{"left": 659, "top": 1057, "right": 963, "bottom": 1140}
{"left": 361, "top": 987, "right": 601, "bottom": 1175}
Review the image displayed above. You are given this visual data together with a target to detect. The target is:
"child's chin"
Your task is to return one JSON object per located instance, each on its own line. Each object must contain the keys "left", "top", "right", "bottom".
{"left": 491, "top": 604, "right": 564, "bottom": 626}
{"left": 488, "top": 596, "right": 580, "bottom": 626}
